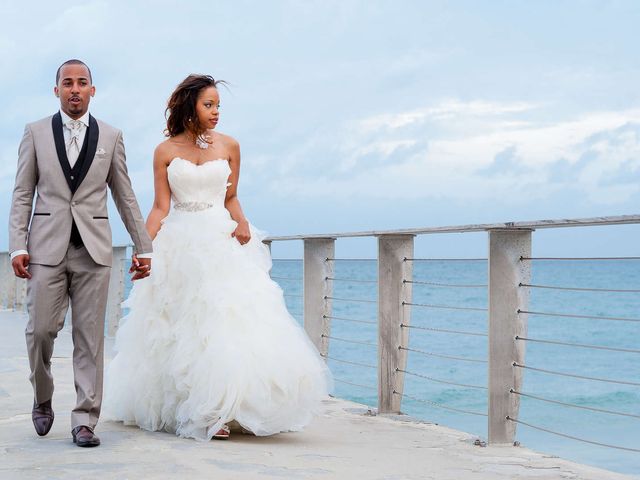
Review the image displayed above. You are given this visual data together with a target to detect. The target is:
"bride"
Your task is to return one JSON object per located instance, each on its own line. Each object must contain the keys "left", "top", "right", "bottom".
{"left": 104, "top": 74, "right": 332, "bottom": 441}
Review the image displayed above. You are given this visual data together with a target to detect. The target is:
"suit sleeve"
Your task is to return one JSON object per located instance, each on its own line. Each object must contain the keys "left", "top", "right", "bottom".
{"left": 8, "top": 125, "right": 37, "bottom": 253}
{"left": 106, "top": 130, "right": 153, "bottom": 255}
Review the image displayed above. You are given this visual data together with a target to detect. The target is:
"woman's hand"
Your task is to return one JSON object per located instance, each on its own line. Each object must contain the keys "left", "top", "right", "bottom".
{"left": 232, "top": 220, "right": 251, "bottom": 245}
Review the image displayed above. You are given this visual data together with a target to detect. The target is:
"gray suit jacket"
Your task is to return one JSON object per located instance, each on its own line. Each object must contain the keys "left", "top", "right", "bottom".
{"left": 9, "top": 113, "right": 152, "bottom": 267}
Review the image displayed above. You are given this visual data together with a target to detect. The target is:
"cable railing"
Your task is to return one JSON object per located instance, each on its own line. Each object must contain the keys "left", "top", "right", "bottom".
{"left": 261, "top": 213, "right": 640, "bottom": 461}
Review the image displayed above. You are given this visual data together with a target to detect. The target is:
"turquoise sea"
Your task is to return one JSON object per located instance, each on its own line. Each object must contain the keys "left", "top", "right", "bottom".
{"left": 272, "top": 259, "right": 639, "bottom": 476}
{"left": 124, "top": 257, "right": 639, "bottom": 475}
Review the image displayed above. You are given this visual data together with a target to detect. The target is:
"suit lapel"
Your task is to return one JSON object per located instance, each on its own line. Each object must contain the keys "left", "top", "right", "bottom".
{"left": 74, "top": 114, "right": 99, "bottom": 190}
{"left": 51, "top": 112, "right": 74, "bottom": 191}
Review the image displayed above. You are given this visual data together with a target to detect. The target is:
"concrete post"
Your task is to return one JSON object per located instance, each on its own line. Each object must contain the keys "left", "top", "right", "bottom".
{"left": 15, "top": 278, "right": 27, "bottom": 311}
{"left": 106, "top": 246, "right": 129, "bottom": 337}
{"left": 378, "top": 234, "right": 414, "bottom": 414}
{"left": 0, "top": 253, "right": 10, "bottom": 309}
{"left": 303, "top": 238, "right": 335, "bottom": 357}
{"left": 488, "top": 229, "right": 532, "bottom": 444}
{"left": 4, "top": 254, "right": 17, "bottom": 310}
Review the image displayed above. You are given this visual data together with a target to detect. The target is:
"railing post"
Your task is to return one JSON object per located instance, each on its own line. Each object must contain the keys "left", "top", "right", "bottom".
{"left": 4, "top": 254, "right": 17, "bottom": 310}
{"left": 303, "top": 238, "right": 335, "bottom": 357}
{"left": 15, "top": 278, "right": 27, "bottom": 311}
{"left": 488, "top": 228, "right": 532, "bottom": 444}
{"left": 0, "top": 252, "right": 10, "bottom": 309}
{"left": 378, "top": 234, "right": 414, "bottom": 414}
{"left": 106, "top": 246, "right": 129, "bottom": 336}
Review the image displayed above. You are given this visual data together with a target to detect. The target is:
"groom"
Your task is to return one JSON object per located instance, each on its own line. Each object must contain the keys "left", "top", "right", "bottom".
{"left": 8, "top": 59, "right": 153, "bottom": 447}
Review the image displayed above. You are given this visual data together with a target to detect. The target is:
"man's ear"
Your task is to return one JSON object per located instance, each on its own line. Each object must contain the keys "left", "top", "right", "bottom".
{"left": 54, "top": 86, "right": 59, "bottom": 98}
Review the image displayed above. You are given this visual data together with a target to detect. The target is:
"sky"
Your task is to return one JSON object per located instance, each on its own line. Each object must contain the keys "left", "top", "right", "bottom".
{"left": 0, "top": 0, "right": 639, "bottom": 258}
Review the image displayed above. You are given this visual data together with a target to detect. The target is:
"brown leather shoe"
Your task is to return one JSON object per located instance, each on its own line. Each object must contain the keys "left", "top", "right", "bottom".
{"left": 32, "top": 399, "right": 54, "bottom": 436}
{"left": 72, "top": 426, "right": 100, "bottom": 447}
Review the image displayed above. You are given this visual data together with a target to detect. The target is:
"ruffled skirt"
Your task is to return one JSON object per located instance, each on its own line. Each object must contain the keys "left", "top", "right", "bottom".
{"left": 104, "top": 206, "right": 332, "bottom": 440}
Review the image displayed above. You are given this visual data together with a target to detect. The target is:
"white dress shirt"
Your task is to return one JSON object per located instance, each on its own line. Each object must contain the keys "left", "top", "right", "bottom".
{"left": 11, "top": 111, "right": 152, "bottom": 260}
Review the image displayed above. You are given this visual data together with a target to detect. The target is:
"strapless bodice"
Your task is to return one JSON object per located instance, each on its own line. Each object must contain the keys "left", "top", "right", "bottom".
{"left": 167, "top": 157, "right": 231, "bottom": 209}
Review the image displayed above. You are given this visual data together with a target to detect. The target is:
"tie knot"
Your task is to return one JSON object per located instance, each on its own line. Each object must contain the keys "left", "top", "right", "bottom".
{"left": 68, "top": 120, "right": 82, "bottom": 131}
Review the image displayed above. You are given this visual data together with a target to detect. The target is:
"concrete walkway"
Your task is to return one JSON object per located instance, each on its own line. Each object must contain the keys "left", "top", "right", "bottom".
{"left": 0, "top": 310, "right": 636, "bottom": 480}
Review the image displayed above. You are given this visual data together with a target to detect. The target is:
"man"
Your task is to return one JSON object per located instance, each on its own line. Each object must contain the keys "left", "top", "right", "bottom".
{"left": 9, "top": 59, "right": 153, "bottom": 447}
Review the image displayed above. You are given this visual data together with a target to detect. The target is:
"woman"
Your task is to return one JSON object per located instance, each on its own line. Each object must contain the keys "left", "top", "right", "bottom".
{"left": 104, "top": 74, "right": 332, "bottom": 441}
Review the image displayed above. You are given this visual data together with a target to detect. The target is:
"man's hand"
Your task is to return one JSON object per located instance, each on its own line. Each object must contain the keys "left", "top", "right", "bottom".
{"left": 130, "top": 255, "right": 151, "bottom": 281}
{"left": 12, "top": 254, "right": 32, "bottom": 279}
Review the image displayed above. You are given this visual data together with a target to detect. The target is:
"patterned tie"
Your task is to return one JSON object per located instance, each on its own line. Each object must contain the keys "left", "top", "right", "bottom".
{"left": 67, "top": 120, "right": 82, "bottom": 168}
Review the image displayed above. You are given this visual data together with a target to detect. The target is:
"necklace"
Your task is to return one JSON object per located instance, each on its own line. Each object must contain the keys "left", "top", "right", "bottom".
{"left": 196, "top": 134, "right": 212, "bottom": 149}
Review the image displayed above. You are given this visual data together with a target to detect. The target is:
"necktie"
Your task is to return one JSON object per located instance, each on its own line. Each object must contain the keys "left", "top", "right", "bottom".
{"left": 67, "top": 120, "right": 82, "bottom": 168}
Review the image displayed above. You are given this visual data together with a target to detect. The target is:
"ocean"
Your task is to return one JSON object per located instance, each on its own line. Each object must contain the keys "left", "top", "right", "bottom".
{"left": 123, "top": 257, "right": 639, "bottom": 475}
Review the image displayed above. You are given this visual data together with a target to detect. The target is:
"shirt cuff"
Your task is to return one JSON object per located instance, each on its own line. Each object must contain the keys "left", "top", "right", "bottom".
{"left": 10, "top": 250, "right": 28, "bottom": 260}
{"left": 136, "top": 253, "right": 153, "bottom": 259}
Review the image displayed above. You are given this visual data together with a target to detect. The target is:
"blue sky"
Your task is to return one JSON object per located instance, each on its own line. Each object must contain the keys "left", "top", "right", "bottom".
{"left": 1, "top": 0, "right": 638, "bottom": 257}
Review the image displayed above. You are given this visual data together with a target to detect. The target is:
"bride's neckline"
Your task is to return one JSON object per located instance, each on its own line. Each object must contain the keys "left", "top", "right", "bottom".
{"left": 169, "top": 157, "right": 229, "bottom": 168}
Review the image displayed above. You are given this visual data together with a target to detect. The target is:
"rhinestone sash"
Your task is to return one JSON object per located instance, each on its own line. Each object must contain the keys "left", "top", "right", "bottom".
{"left": 173, "top": 201, "right": 215, "bottom": 212}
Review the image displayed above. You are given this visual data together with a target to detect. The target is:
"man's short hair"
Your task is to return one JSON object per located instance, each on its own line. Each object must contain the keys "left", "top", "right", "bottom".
{"left": 56, "top": 59, "right": 92, "bottom": 85}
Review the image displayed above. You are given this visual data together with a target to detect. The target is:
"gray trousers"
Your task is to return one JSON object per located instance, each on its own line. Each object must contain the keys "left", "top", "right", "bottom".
{"left": 25, "top": 243, "right": 111, "bottom": 430}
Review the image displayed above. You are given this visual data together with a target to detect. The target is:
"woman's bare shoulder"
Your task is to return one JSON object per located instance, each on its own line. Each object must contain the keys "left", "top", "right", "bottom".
{"left": 215, "top": 131, "right": 239, "bottom": 149}
{"left": 154, "top": 138, "right": 178, "bottom": 165}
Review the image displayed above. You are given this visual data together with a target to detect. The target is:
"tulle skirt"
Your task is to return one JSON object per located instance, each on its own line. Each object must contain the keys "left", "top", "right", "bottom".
{"left": 104, "top": 206, "right": 332, "bottom": 440}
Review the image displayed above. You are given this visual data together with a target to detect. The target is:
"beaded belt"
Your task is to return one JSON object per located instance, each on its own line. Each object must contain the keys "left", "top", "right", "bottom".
{"left": 173, "top": 201, "right": 215, "bottom": 212}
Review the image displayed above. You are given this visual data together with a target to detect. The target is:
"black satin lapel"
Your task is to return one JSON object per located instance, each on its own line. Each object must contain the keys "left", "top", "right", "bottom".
{"left": 52, "top": 112, "right": 74, "bottom": 191}
{"left": 75, "top": 115, "right": 99, "bottom": 189}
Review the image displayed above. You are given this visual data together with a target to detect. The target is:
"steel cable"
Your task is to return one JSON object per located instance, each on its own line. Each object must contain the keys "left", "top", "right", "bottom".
{"left": 513, "top": 363, "right": 640, "bottom": 387}
{"left": 510, "top": 390, "right": 640, "bottom": 420}
{"left": 402, "top": 323, "right": 487, "bottom": 337}
{"left": 404, "top": 301, "right": 487, "bottom": 312}
{"left": 520, "top": 283, "right": 640, "bottom": 294}
{"left": 507, "top": 417, "right": 640, "bottom": 453}
{"left": 516, "top": 336, "right": 640, "bottom": 354}
{"left": 397, "top": 368, "right": 487, "bottom": 390}
{"left": 325, "top": 296, "right": 377, "bottom": 304}
{"left": 519, "top": 309, "right": 640, "bottom": 323}
{"left": 395, "top": 391, "right": 487, "bottom": 417}
{"left": 324, "top": 315, "right": 376, "bottom": 325}
{"left": 405, "top": 279, "right": 487, "bottom": 288}
{"left": 321, "top": 354, "right": 377, "bottom": 370}
{"left": 399, "top": 346, "right": 487, "bottom": 364}
{"left": 322, "top": 334, "right": 377, "bottom": 348}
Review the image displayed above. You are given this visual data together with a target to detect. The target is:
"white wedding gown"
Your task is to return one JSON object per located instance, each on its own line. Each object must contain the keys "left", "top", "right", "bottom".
{"left": 104, "top": 157, "right": 332, "bottom": 440}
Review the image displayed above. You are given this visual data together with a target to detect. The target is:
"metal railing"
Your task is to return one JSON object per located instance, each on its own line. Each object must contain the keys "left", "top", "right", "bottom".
{"left": 264, "top": 213, "right": 640, "bottom": 453}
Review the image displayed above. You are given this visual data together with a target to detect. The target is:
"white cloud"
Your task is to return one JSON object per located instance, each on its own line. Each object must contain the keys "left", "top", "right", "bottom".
{"left": 357, "top": 100, "right": 538, "bottom": 133}
{"left": 268, "top": 100, "right": 640, "bottom": 206}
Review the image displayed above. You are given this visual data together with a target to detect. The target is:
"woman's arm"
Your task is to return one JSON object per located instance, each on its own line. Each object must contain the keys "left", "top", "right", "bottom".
{"left": 146, "top": 144, "right": 172, "bottom": 241}
{"left": 224, "top": 138, "right": 251, "bottom": 244}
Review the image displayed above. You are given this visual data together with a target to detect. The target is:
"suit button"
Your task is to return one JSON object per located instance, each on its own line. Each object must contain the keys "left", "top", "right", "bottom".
{"left": 70, "top": 175, "right": 75, "bottom": 180}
